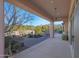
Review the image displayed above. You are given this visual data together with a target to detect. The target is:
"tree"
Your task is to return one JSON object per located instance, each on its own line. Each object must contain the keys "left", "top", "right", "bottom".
{"left": 35, "top": 26, "right": 43, "bottom": 35}
{"left": 4, "top": 2, "right": 34, "bottom": 56}
{"left": 42, "top": 25, "right": 49, "bottom": 32}
{"left": 4, "top": 2, "right": 34, "bottom": 33}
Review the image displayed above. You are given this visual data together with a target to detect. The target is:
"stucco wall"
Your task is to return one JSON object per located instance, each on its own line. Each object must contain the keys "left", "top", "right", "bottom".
{"left": 74, "top": 1, "right": 79, "bottom": 57}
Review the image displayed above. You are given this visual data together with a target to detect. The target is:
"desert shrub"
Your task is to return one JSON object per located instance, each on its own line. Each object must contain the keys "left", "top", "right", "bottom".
{"left": 5, "top": 36, "right": 24, "bottom": 56}
{"left": 28, "top": 34, "right": 33, "bottom": 38}
{"left": 62, "top": 32, "right": 68, "bottom": 41}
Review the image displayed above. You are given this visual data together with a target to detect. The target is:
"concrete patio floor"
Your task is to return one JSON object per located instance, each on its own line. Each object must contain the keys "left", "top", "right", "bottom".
{"left": 11, "top": 33, "right": 72, "bottom": 58}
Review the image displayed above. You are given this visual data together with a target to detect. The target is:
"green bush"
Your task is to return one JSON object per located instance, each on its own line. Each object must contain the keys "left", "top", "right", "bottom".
{"left": 11, "top": 43, "right": 22, "bottom": 53}
{"left": 5, "top": 36, "right": 24, "bottom": 56}
{"left": 62, "top": 33, "right": 68, "bottom": 41}
{"left": 5, "top": 36, "right": 12, "bottom": 48}
{"left": 28, "top": 34, "right": 33, "bottom": 38}
{"left": 55, "top": 29, "right": 63, "bottom": 33}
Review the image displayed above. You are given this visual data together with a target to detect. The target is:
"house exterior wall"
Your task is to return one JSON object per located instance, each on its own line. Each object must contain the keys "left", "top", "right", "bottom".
{"left": 68, "top": 0, "right": 76, "bottom": 45}
{"left": 73, "top": 1, "right": 79, "bottom": 57}
{"left": 68, "top": 0, "right": 79, "bottom": 57}
{"left": 0, "top": 0, "right": 4, "bottom": 57}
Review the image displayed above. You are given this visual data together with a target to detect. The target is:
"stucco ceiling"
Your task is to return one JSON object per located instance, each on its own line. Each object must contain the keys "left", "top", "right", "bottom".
{"left": 30, "top": 0, "right": 71, "bottom": 18}
{"left": 8, "top": 0, "right": 72, "bottom": 21}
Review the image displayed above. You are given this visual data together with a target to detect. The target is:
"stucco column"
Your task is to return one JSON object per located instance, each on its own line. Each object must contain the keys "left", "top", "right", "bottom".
{"left": 63, "top": 19, "right": 68, "bottom": 34}
{"left": 0, "top": 0, "right": 4, "bottom": 57}
{"left": 49, "top": 21, "right": 54, "bottom": 39}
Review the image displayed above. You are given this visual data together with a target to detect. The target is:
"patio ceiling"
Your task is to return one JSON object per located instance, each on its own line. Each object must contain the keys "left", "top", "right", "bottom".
{"left": 8, "top": 0, "right": 72, "bottom": 21}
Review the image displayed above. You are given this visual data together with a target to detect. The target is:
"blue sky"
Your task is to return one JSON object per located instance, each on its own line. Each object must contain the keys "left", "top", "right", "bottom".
{"left": 4, "top": 2, "right": 63, "bottom": 26}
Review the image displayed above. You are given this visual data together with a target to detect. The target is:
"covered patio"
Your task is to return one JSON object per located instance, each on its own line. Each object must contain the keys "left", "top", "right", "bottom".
{"left": 0, "top": 0, "right": 79, "bottom": 58}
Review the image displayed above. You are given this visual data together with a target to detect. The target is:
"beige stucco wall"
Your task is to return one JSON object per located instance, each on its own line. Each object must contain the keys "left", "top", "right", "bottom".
{"left": 67, "top": 0, "right": 79, "bottom": 57}
{"left": 73, "top": 1, "right": 79, "bottom": 57}
{"left": 63, "top": 19, "right": 68, "bottom": 34}
{"left": 0, "top": 0, "right": 4, "bottom": 57}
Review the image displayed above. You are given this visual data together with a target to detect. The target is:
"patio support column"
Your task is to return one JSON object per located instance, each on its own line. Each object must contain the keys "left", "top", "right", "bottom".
{"left": 0, "top": 0, "right": 4, "bottom": 57}
{"left": 63, "top": 19, "right": 68, "bottom": 34}
{"left": 49, "top": 21, "right": 54, "bottom": 39}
